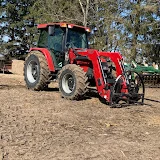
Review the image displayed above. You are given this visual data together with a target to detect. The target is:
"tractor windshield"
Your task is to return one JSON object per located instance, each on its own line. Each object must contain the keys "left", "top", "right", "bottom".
{"left": 67, "top": 28, "right": 88, "bottom": 49}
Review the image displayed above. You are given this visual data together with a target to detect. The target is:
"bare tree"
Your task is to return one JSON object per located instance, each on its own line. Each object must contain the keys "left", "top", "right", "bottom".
{"left": 78, "top": 0, "right": 90, "bottom": 26}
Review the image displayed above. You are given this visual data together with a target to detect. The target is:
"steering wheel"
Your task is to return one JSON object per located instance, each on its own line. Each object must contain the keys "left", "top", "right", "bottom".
{"left": 66, "top": 42, "right": 76, "bottom": 49}
{"left": 54, "top": 43, "right": 61, "bottom": 51}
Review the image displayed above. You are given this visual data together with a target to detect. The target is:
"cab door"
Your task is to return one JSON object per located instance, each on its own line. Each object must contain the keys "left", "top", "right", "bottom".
{"left": 48, "top": 26, "right": 65, "bottom": 69}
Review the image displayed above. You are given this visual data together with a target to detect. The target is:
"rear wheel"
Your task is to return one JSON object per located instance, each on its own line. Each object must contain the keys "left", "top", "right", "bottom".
{"left": 24, "top": 51, "right": 50, "bottom": 91}
{"left": 58, "top": 64, "right": 89, "bottom": 100}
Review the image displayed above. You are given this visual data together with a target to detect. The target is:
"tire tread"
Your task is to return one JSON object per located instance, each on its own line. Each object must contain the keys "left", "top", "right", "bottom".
{"left": 58, "top": 64, "right": 89, "bottom": 100}
{"left": 24, "top": 51, "right": 50, "bottom": 91}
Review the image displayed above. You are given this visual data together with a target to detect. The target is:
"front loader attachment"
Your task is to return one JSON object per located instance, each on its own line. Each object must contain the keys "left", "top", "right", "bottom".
{"left": 90, "top": 52, "right": 145, "bottom": 107}
{"left": 110, "top": 71, "right": 145, "bottom": 107}
{"left": 66, "top": 48, "right": 145, "bottom": 107}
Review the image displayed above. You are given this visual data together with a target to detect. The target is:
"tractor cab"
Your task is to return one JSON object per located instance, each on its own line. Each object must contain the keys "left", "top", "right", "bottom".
{"left": 37, "top": 23, "right": 90, "bottom": 69}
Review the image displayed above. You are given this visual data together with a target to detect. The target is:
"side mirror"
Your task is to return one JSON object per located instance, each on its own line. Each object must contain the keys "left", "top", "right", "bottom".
{"left": 48, "top": 26, "right": 55, "bottom": 36}
{"left": 105, "top": 36, "right": 108, "bottom": 45}
{"left": 88, "top": 33, "right": 95, "bottom": 45}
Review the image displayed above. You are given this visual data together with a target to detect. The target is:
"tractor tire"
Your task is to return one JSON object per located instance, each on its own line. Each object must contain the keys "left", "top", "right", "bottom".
{"left": 24, "top": 51, "right": 50, "bottom": 91}
{"left": 58, "top": 64, "right": 89, "bottom": 100}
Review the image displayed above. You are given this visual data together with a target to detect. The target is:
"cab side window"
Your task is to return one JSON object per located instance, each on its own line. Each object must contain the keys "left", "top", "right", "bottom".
{"left": 38, "top": 29, "right": 48, "bottom": 47}
{"left": 48, "top": 27, "right": 64, "bottom": 52}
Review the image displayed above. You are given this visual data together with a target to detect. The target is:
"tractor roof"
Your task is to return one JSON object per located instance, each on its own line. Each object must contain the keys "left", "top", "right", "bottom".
{"left": 37, "top": 22, "right": 90, "bottom": 32}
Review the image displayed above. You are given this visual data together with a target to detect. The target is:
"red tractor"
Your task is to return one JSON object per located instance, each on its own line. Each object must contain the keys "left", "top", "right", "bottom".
{"left": 24, "top": 22, "right": 144, "bottom": 107}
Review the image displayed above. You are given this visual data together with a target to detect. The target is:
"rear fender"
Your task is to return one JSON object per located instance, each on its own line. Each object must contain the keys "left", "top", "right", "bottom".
{"left": 29, "top": 48, "right": 55, "bottom": 71}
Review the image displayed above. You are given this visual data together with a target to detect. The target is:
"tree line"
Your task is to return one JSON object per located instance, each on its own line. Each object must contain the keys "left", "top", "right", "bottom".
{"left": 0, "top": 0, "right": 159, "bottom": 63}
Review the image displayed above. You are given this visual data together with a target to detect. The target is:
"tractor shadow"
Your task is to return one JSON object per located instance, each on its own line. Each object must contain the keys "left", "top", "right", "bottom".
{"left": 43, "top": 87, "right": 159, "bottom": 108}
{"left": 87, "top": 88, "right": 159, "bottom": 108}
{"left": 86, "top": 88, "right": 149, "bottom": 108}
{"left": 45, "top": 87, "right": 59, "bottom": 92}
{"left": 142, "top": 98, "right": 160, "bottom": 107}
{"left": 45, "top": 87, "right": 99, "bottom": 99}
{"left": 109, "top": 98, "right": 160, "bottom": 108}
{"left": 85, "top": 88, "right": 100, "bottom": 100}
{"left": 144, "top": 98, "right": 160, "bottom": 103}
{"left": 0, "top": 70, "right": 13, "bottom": 74}
{"left": 0, "top": 84, "right": 25, "bottom": 90}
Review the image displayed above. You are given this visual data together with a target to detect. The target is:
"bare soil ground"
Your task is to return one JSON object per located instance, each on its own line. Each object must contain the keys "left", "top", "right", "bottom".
{"left": 0, "top": 60, "right": 160, "bottom": 160}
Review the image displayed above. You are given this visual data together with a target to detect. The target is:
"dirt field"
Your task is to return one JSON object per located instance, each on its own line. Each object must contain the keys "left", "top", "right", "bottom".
{"left": 0, "top": 60, "right": 160, "bottom": 160}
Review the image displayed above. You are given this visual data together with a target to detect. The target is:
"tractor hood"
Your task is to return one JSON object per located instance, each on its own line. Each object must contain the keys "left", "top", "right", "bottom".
{"left": 73, "top": 48, "right": 123, "bottom": 60}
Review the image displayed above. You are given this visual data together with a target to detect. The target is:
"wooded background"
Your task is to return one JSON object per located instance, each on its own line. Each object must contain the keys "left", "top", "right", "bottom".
{"left": 0, "top": 0, "right": 159, "bottom": 63}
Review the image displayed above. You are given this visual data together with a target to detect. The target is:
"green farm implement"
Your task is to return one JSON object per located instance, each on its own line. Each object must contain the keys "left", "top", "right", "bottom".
{"left": 124, "top": 61, "right": 160, "bottom": 87}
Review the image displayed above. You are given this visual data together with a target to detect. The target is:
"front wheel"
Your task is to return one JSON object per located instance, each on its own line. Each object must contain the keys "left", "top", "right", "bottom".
{"left": 24, "top": 51, "right": 50, "bottom": 91}
{"left": 58, "top": 64, "right": 89, "bottom": 100}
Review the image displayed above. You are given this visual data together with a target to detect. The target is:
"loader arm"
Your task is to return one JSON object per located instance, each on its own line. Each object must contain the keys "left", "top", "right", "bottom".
{"left": 69, "top": 49, "right": 127, "bottom": 102}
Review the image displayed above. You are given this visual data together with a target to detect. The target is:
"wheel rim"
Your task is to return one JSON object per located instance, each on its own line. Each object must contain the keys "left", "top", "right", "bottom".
{"left": 27, "top": 60, "right": 39, "bottom": 83}
{"left": 62, "top": 73, "right": 75, "bottom": 94}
